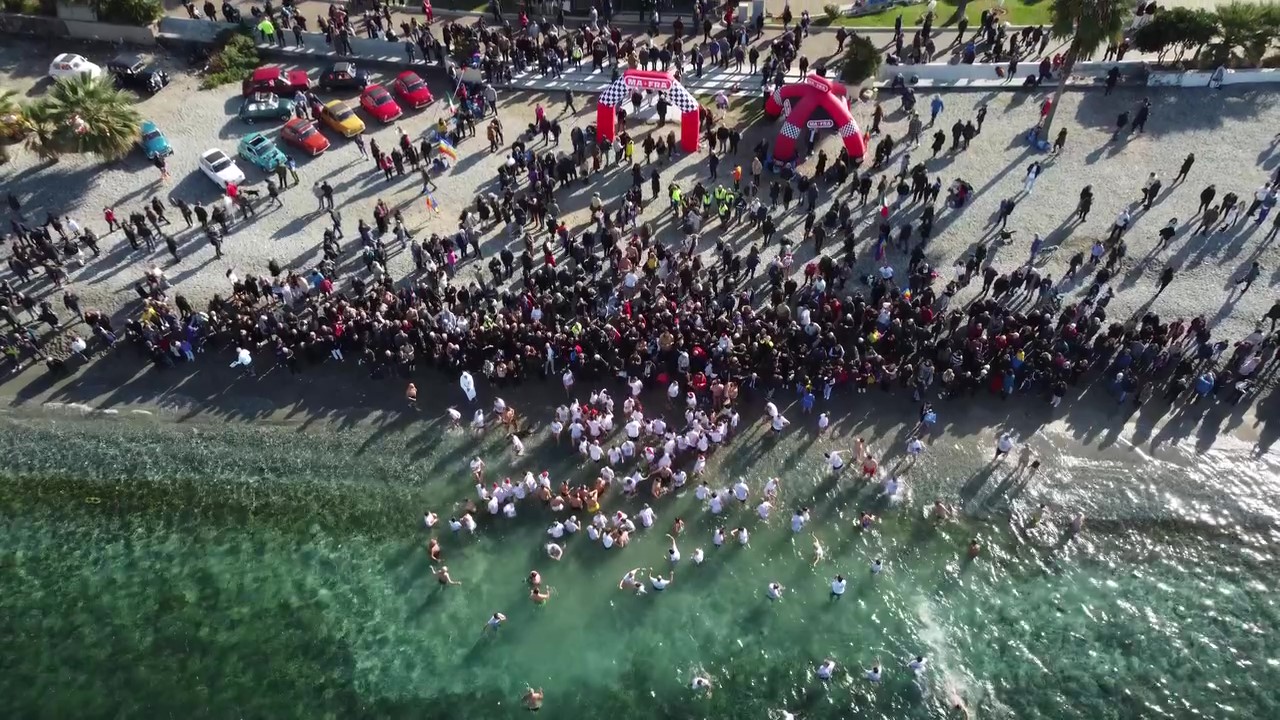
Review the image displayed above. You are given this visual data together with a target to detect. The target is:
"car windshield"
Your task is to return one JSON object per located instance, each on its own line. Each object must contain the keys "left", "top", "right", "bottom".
{"left": 404, "top": 79, "right": 423, "bottom": 91}
{"left": 209, "top": 156, "right": 231, "bottom": 172}
{"left": 331, "top": 104, "right": 352, "bottom": 119}
{"left": 372, "top": 90, "right": 389, "bottom": 104}
{"left": 142, "top": 130, "right": 162, "bottom": 143}
{"left": 248, "top": 137, "right": 268, "bottom": 150}
{"left": 297, "top": 125, "right": 316, "bottom": 139}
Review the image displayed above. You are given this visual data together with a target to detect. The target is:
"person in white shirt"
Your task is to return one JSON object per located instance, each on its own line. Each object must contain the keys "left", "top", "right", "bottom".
{"left": 666, "top": 533, "right": 681, "bottom": 563}
{"left": 766, "top": 581, "right": 785, "bottom": 600}
{"left": 763, "top": 477, "right": 780, "bottom": 500}
{"left": 816, "top": 658, "right": 836, "bottom": 681}
{"left": 830, "top": 574, "right": 847, "bottom": 598}
{"left": 625, "top": 419, "right": 642, "bottom": 439}
{"left": 569, "top": 421, "right": 584, "bottom": 442}
{"left": 994, "top": 432, "right": 1015, "bottom": 460}
{"left": 672, "top": 470, "right": 688, "bottom": 488}
{"left": 650, "top": 570, "right": 672, "bottom": 590}
{"left": 638, "top": 504, "right": 657, "bottom": 528}
{"left": 564, "top": 516, "right": 579, "bottom": 534}
{"left": 712, "top": 527, "right": 725, "bottom": 547}
{"left": 449, "top": 517, "right": 463, "bottom": 532}
{"left": 734, "top": 527, "right": 750, "bottom": 545}
{"left": 545, "top": 542, "right": 563, "bottom": 560}
{"left": 908, "top": 656, "right": 928, "bottom": 674}
{"left": 588, "top": 441, "right": 604, "bottom": 462}
{"left": 471, "top": 409, "right": 486, "bottom": 430}
{"left": 461, "top": 513, "right": 477, "bottom": 533}
{"left": 561, "top": 368, "right": 575, "bottom": 393}
{"left": 423, "top": 511, "right": 438, "bottom": 529}
{"left": 756, "top": 500, "right": 772, "bottom": 520}
{"left": 502, "top": 501, "right": 517, "bottom": 518}
{"left": 817, "top": 412, "right": 829, "bottom": 432}
{"left": 486, "top": 496, "right": 500, "bottom": 515}
{"left": 470, "top": 456, "right": 486, "bottom": 482}
{"left": 709, "top": 492, "right": 724, "bottom": 514}
{"left": 667, "top": 381, "right": 680, "bottom": 401}
{"left": 871, "top": 559, "right": 883, "bottom": 575}
{"left": 866, "top": 664, "right": 882, "bottom": 683}
{"left": 607, "top": 446, "right": 622, "bottom": 465}
{"left": 791, "top": 508, "right": 810, "bottom": 533}
{"left": 906, "top": 437, "right": 925, "bottom": 457}
{"left": 586, "top": 524, "right": 601, "bottom": 541}
{"left": 510, "top": 433, "right": 525, "bottom": 456}
{"left": 771, "top": 414, "right": 790, "bottom": 433}
{"left": 547, "top": 521, "right": 565, "bottom": 539}
{"left": 693, "top": 455, "right": 706, "bottom": 476}
{"left": 732, "top": 479, "right": 749, "bottom": 503}
{"left": 621, "top": 439, "right": 636, "bottom": 458}
{"left": 826, "top": 451, "right": 846, "bottom": 474}
{"left": 691, "top": 547, "right": 704, "bottom": 564}
{"left": 588, "top": 417, "right": 602, "bottom": 437}
{"left": 629, "top": 376, "right": 643, "bottom": 396}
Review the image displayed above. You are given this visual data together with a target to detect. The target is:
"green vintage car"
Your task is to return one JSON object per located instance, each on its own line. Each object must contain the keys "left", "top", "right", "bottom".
{"left": 237, "top": 92, "right": 295, "bottom": 124}
{"left": 237, "top": 132, "right": 288, "bottom": 171}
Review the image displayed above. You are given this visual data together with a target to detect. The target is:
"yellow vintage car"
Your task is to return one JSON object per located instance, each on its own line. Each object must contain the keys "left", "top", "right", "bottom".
{"left": 313, "top": 99, "right": 364, "bottom": 138}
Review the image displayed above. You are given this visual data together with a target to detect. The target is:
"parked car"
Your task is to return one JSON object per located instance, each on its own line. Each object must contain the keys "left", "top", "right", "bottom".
{"left": 241, "top": 66, "right": 311, "bottom": 97}
{"left": 392, "top": 71, "right": 434, "bottom": 109}
{"left": 237, "top": 132, "right": 288, "bottom": 171}
{"left": 137, "top": 120, "right": 172, "bottom": 159}
{"left": 107, "top": 54, "right": 169, "bottom": 94}
{"left": 281, "top": 118, "right": 330, "bottom": 155}
{"left": 360, "top": 84, "right": 402, "bottom": 123}
{"left": 48, "top": 53, "right": 102, "bottom": 81}
{"left": 317, "top": 61, "right": 370, "bottom": 92}
{"left": 238, "top": 93, "right": 295, "bottom": 124}
{"left": 312, "top": 99, "right": 365, "bottom": 137}
{"left": 198, "top": 147, "right": 245, "bottom": 188}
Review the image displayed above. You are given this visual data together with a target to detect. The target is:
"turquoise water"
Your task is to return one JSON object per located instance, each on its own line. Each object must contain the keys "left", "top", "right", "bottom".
{"left": 1, "top": 409, "right": 1278, "bottom": 719}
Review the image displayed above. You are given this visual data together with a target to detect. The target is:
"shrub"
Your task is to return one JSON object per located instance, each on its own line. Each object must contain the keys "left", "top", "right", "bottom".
{"left": 94, "top": 0, "right": 163, "bottom": 25}
{"left": 823, "top": 3, "right": 841, "bottom": 20}
{"left": 1211, "top": 0, "right": 1280, "bottom": 66}
{"left": 1133, "top": 7, "right": 1218, "bottom": 64}
{"left": 839, "top": 34, "right": 880, "bottom": 85}
{"left": 201, "top": 30, "right": 260, "bottom": 90}
{"left": 1, "top": 0, "right": 51, "bottom": 14}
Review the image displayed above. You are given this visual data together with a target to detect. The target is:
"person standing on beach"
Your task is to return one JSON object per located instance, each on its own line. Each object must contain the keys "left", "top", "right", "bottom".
{"left": 994, "top": 432, "right": 1015, "bottom": 461}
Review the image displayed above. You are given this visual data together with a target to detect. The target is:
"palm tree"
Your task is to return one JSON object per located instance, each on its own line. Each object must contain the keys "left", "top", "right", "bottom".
{"left": 0, "top": 89, "right": 21, "bottom": 164}
{"left": 1041, "top": 0, "right": 1131, "bottom": 137}
{"left": 18, "top": 74, "right": 143, "bottom": 161}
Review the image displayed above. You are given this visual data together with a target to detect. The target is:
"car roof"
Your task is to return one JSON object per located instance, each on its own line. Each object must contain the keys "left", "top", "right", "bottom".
{"left": 284, "top": 117, "right": 311, "bottom": 129}
{"left": 111, "top": 53, "right": 143, "bottom": 67}
{"left": 202, "top": 148, "right": 228, "bottom": 159}
{"left": 397, "top": 71, "right": 421, "bottom": 81}
{"left": 331, "top": 61, "right": 355, "bottom": 73}
{"left": 251, "top": 66, "right": 280, "bottom": 81}
{"left": 245, "top": 133, "right": 270, "bottom": 147}
{"left": 141, "top": 120, "right": 159, "bottom": 131}
{"left": 52, "top": 53, "right": 79, "bottom": 63}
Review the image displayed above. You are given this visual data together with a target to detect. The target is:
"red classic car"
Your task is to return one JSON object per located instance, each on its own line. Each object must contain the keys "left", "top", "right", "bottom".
{"left": 392, "top": 71, "right": 434, "bottom": 109}
{"left": 281, "top": 118, "right": 331, "bottom": 155}
{"left": 360, "top": 84, "right": 403, "bottom": 123}
{"left": 242, "top": 66, "right": 311, "bottom": 97}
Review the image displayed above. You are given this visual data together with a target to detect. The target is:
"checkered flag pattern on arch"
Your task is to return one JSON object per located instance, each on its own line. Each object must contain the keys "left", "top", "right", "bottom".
{"left": 780, "top": 122, "right": 802, "bottom": 140}
{"left": 598, "top": 78, "right": 630, "bottom": 108}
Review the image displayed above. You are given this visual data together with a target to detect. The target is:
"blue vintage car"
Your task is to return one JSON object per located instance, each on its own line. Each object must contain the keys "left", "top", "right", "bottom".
{"left": 237, "top": 132, "right": 287, "bottom": 171}
{"left": 138, "top": 120, "right": 172, "bottom": 159}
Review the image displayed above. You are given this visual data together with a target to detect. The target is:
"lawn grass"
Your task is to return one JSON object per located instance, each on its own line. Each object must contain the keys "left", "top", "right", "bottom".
{"left": 831, "top": 0, "right": 1052, "bottom": 29}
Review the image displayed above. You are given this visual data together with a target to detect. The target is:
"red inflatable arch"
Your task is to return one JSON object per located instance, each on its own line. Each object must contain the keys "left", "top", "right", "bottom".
{"left": 764, "top": 73, "right": 866, "bottom": 163}
{"left": 596, "top": 69, "right": 700, "bottom": 154}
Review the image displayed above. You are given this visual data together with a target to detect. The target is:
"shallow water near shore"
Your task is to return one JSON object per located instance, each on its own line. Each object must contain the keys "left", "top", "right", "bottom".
{"left": 1, "top": 406, "right": 1279, "bottom": 719}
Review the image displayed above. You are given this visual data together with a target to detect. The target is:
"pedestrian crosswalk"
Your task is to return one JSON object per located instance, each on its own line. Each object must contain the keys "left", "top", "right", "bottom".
{"left": 500, "top": 61, "right": 811, "bottom": 99}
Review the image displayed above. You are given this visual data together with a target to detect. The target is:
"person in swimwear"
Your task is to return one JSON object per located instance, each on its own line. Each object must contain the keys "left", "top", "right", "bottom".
{"left": 427, "top": 538, "right": 441, "bottom": 561}
{"left": 530, "top": 586, "right": 552, "bottom": 604}
{"left": 432, "top": 565, "right": 461, "bottom": 586}
{"left": 522, "top": 687, "right": 543, "bottom": 711}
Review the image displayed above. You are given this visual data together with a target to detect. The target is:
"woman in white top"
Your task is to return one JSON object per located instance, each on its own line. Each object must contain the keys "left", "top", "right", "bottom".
{"left": 666, "top": 534, "right": 681, "bottom": 563}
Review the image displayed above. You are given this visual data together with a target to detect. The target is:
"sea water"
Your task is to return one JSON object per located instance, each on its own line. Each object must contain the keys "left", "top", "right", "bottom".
{"left": 1, "top": 408, "right": 1278, "bottom": 719}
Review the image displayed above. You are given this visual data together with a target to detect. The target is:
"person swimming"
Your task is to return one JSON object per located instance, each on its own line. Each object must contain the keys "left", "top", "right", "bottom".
{"left": 812, "top": 534, "right": 826, "bottom": 566}
{"left": 830, "top": 574, "right": 846, "bottom": 598}
{"left": 484, "top": 612, "right": 506, "bottom": 632}
{"left": 908, "top": 655, "right": 928, "bottom": 674}
{"left": 816, "top": 658, "right": 836, "bottom": 681}
{"left": 666, "top": 534, "right": 681, "bottom": 564}
{"left": 691, "top": 547, "right": 705, "bottom": 564}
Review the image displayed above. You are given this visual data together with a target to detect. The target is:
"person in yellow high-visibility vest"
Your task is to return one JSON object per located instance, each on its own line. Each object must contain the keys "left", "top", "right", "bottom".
{"left": 257, "top": 18, "right": 275, "bottom": 43}
{"left": 669, "top": 184, "right": 682, "bottom": 213}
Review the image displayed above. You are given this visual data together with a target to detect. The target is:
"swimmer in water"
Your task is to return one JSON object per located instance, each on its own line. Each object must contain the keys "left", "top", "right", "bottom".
{"left": 815, "top": 658, "right": 836, "bottom": 681}
{"left": 427, "top": 538, "right": 442, "bottom": 561}
{"left": 671, "top": 517, "right": 685, "bottom": 535}
{"left": 871, "top": 558, "right": 883, "bottom": 575}
{"left": 907, "top": 655, "right": 928, "bottom": 674}
{"left": 967, "top": 538, "right": 981, "bottom": 559}
{"left": 766, "top": 581, "right": 785, "bottom": 600}
{"left": 528, "top": 570, "right": 542, "bottom": 586}
{"left": 811, "top": 534, "right": 826, "bottom": 567}
{"left": 865, "top": 663, "right": 882, "bottom": 682}
{"left": 423, "top": 511, "right": 438, "bottom": 528}
{"left": 932, "top": 499, "right": 952, "bottom": 521}
{"left": 522, "top": 687, "right": 543, "bottom": 711}
{"left": 830, "top": 574, "right": 846, "bottom": 599}
{"left": 691, "top": 675, "right": 713, "bottom": 694}
{"left": 484, "top": 612, "right": 506, "bottom": 632}
{"left": 1029, "top": 503, "right": 1047, "bottom": 526}
{"left": 432, "top": 565, "right": 461, "bottom": 586}
{"left": 858, "top": 511, "right": 878, "bottom": 530}
{"left": 949, "top": 697, "right": 970, "bottom": 719}
{"left": 1069, "top": 512, "right": 1085, "bottom": 534}
{"left": 545, "top": 542, "right": 564, "bottom": 561}
{"left": 530, "top": 586, "right": 552, "bottom": 604}
{"left": 691, "top": 547, "right": 705, "bottom": 564}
